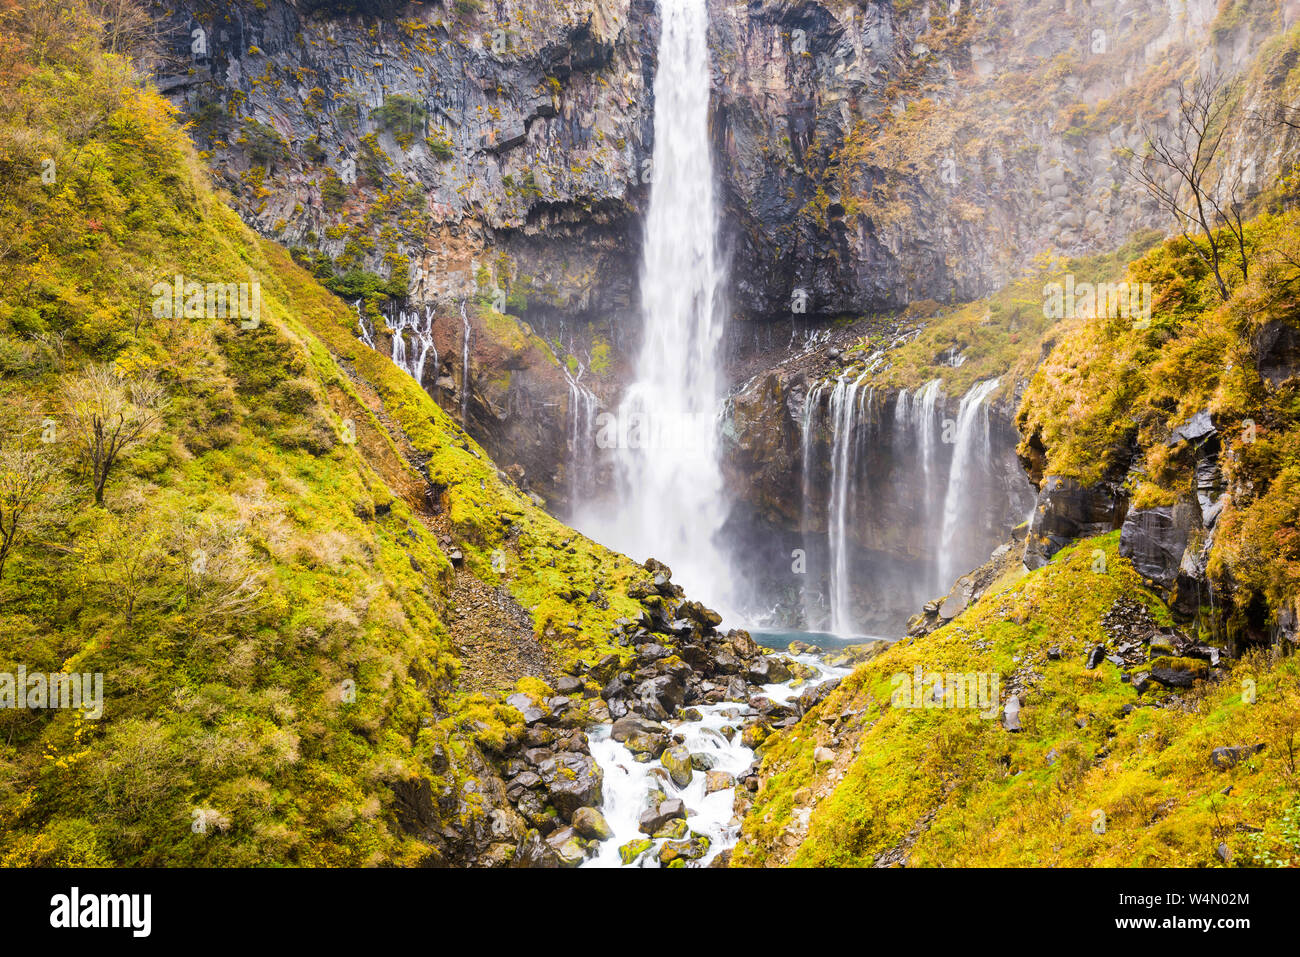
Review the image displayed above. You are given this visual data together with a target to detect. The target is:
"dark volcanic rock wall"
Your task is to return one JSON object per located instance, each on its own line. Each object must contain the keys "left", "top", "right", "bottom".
{"left": 709, "top": 0, "right": 1300, "bottom": 321}
{"left": 152, "top": 0, "right": 658, "bottom": 509}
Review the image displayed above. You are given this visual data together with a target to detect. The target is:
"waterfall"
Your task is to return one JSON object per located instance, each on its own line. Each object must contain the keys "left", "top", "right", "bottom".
{"left": 564, "top": 364, "right": 600, "bottom": 512}
{"left": 937, "top": 378, "right": 1001, "bottom": 588}
{"left": 897, "top": 378, "right": 944, "bottom": 593}
{"left": 914, "top": 378, "right": 943, "bottom": 515}
{"left": 826, "top": 372, "right": 870, "bottom": 636}
{"left": 590, "top": 0, "right": 730, "bottom": 608}
{"left": 459, "top": 300, "right": 471, "bottom": 421}
{"left": 799, "top": 381, "right": 827, "bottom": 628}
{"left": 389, "top": 306, "right": 437, "bottom": 386}
{"left": 355, "top": 300, "right": 376, "bottom": 348}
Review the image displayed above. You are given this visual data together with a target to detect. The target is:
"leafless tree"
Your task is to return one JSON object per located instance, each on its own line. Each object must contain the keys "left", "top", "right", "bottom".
{"left": 171, "top": 515, "right": 264, "bottom": 624}
{"left": 1125, "top": 73, "right": 1253, "bottom": 302}
{"left": 86, "top": 510, "right": 163, "bottom": 626}
{"left": 88, "top": 0, "right": 162, "bottom": 61}
{"left": 0, "top": 420, "right": 61, "bottom": 582}
{"left": 63, "top": 365, "right": 168, "bottom": 506}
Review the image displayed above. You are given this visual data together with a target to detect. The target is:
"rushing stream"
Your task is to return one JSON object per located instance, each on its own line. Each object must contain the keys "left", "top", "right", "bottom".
{"left": 584, "top": 646, "right": 852, "bottom": 867}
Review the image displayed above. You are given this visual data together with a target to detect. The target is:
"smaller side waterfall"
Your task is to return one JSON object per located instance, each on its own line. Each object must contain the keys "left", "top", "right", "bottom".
{"left": 901, "top": 379, "right": 944, "bottom": 594}
{"left": 356, "top": 300, "right": 376, "bottom": 349}
{"left": 459, "top": 300, "right": 472, "bottom": 421}
{"left": 389, "top": 306, "right": 438, "bottom": 387}
{"left": 937, "top": 378, "right": 1001, "bottom": 587}
{"left": 826, "top": 373, "right": 871, "bottom": 636}
{"left": 564, "top": 364, "right": 600, "bottom": 511}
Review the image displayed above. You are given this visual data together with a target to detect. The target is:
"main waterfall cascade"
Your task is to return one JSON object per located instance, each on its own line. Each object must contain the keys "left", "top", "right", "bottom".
{"left": 572, "top": 0, "right": 733, "bottom": 611}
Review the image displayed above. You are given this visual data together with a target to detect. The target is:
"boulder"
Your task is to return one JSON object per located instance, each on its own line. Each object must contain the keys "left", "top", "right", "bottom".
{"left": 689, "top": 752, "right": 715, "bottom": 772}
{"left": 506, "top": 692, "right": 549, "bottom": 725}
{"left": 659, "top": 832, "right": 710, "bottom": 864}
{"left": 554, "top": 675, "right": 585, "bottom": 695}
{"left": 705, "top": 770, "right": 736, "bottom": 794}
{"left": 796, "top": 677, "right": 842, "bottom": 714}
{"left": 544, "top": 826, "right": 588, "bottom": 867}
{"left": 1210, "top": 744, "right": 1265, "bottom": 769}
{"left": 571, "top": 806, "right": 613, "bottom": 841}
{"left": 624, "top": 731, "right": 668, "bottom": 758}
{"left": 537, "top": 752, "right": 603, "bottom": 817}
{"left": 661, "top": 745, "right": 694, "bottom": 788}
{"left": 1149, "top": 656, "right": 1209, "bottom": 688}
{"left": 511, "top": 829, "right": 560, "bottom": 868}
{"left": 1003, "top": 694, "right": 1022, "bottom": 732}
{"left": 619, "top": 838, "right": 654, "bottom": 865}
{"left": 638, "top": 797, "right": 686, "bottom": 835}
{"left": 610, "top": 715, "right": 665, "bottom": 742}
{"left": 652, "top": 817, "right": 690, "bottom": 840}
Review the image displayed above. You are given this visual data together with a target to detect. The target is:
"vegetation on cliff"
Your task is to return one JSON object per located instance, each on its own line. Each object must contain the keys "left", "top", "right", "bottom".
{"left": 0, "top": 0, "right": 638, "bottom": 866}
{"left": 1018, "top": 207, "right": 1300, "bottom": 638}
{"left": 735, "top": 535, "right": 1300, "bottom": 867}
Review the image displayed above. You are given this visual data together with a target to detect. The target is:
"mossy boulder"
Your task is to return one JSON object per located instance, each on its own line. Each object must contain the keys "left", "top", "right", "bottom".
{"left": 571, "top": 806, "right": 613, "bottom": 841}
{"left": 652, "top": 818, "right": 689, "bottom": 840}
{"left": 658, "top": 832, "right": 710, "bottom": 864}
{"left": 661, "top": 745, "right": 694, "bottom": 788}
{"left": 619, "top": 839, "right": 654, "bottom": 865}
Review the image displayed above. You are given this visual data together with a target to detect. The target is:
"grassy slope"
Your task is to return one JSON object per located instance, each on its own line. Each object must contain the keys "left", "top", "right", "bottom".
{"left": 0, "top": 1, "right": 639, "bottom": 866}
{"left": 834, "top": 233, "right": 1162, "bottom": 403}
{"left": 735, "top": 535, "right": 1300, "bottom": 867}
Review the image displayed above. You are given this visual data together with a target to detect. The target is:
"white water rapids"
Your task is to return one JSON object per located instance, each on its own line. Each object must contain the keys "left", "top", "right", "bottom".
{"left": 584, "top": 650, "right": 850, "bottom": 867}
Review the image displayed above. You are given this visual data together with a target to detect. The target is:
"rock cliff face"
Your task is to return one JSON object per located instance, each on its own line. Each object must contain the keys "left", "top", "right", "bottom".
{"left": 155, "top": 0, "right": 1300, "bottom": 633}
{"left": 154, "top": 0, "right": 656, "bottom": 507}
{"left": 710, "top": 0, "right": 1300, "bottom": 319}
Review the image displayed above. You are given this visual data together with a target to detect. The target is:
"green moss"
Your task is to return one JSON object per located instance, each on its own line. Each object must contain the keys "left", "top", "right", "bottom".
{"left": 735, "top": 534, "right": 1300, "bottom": 868}
{"left": 0, "top": 0, "right": 649, "bottom": 866}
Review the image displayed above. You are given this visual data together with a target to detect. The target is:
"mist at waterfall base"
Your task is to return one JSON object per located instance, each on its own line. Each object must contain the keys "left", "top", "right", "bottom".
{"left": 566, "top": 0, "right": 737, "bottom": 620}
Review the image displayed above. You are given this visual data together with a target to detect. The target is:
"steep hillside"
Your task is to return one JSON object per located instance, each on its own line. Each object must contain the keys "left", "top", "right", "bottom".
{"left": 734, "top": 534, "right": 1300, "bottom": 867}
{"left": 0, "top": 0, "right": 647, "bottom": 866}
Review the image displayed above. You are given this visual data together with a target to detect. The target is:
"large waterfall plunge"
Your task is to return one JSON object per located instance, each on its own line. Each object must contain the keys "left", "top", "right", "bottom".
{"left": 577, "top": 0, "right": 732, "bottom": 610}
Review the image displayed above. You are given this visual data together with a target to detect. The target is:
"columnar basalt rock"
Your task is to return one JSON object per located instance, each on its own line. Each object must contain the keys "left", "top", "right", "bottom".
{"left": 156, "top": 0, "right": 659, "bottom": 508}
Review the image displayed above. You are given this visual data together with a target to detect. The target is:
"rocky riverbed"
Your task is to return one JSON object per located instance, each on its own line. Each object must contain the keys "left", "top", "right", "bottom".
{"left": 584, "top": 647, "right": 852, "bottom": 867}
{"left": 467, "top": 557, "right": 887, "bottom": 868}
